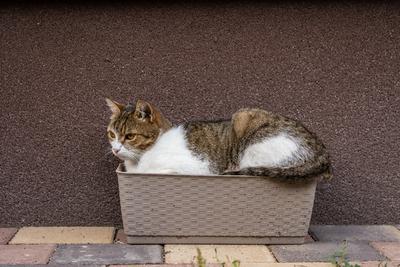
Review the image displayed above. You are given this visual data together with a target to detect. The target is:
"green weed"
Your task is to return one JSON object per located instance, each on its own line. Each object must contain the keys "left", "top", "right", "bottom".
{"left": 196, "top": 248, "right": 207, "bottom": 267}
{"left": 329, "top": 242, "right": 360, "bottom": 267}
{"left": 195, "top": 247, "right": 241, "bottom": 267}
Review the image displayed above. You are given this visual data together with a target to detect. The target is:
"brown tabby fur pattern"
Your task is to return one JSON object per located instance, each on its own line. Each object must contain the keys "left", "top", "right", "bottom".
{"left": 107, "top": 99, "right": 332, "bottom": 181}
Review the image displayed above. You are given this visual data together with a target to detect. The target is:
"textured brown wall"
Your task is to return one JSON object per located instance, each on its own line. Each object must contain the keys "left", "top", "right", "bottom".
{"left": 1, "top": 1, "right": 399, "bottom": 226}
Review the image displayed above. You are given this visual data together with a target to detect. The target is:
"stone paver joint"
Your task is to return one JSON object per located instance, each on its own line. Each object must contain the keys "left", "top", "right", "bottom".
{"left": 371, "top": 242, "right": 400, "bottom": 261}
{"left": 0, "top": 228, "right": 18, "bottom": 245}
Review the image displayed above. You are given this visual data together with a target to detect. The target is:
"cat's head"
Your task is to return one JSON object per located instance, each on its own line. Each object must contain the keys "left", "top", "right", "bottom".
{"left": 106, "top": 98, "right": 172, "bottom": 161}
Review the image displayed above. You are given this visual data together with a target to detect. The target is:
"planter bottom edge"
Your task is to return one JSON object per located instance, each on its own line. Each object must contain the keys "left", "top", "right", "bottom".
{"left": 126, "top": 235, "right": 306, "bottom": 245}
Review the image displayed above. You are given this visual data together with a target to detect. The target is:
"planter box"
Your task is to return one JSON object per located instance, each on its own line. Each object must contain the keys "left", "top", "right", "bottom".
{"left": 116, "top": 164, "right": 317, "bottom": 244}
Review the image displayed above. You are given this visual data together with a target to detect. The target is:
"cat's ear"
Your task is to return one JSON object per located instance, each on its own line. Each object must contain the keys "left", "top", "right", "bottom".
{"left": 135, "top": 100, "right": 154, "bottom": 122}
{"left": 105, "top": 98, "right": 124, "bottom": 117}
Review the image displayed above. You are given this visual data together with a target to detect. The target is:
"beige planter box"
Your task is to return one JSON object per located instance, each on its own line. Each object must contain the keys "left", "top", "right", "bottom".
{"left": 116, "top": 164, "right": 317, "bottom": 244}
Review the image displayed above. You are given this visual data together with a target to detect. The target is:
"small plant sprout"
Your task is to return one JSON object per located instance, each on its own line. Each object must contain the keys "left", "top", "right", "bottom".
{"left": 329, "top": 242, "right": 360, "bottom": 267}
{"left": 231, "top": 259, "right": 241, "bottom": 267}
{"left": 196, "top": 248, "right": 206, "bottom": 267}
{"left": 195, "top": 247, "right": 240, "bottom": 267}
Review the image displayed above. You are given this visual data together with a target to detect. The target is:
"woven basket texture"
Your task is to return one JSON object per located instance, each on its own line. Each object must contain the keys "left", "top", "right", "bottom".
{"left": 117, "top": 167, "right": 317, "bottom": 238}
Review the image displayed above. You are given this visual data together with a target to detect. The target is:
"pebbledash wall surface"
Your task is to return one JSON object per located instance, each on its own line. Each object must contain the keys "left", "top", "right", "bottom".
{"left": 1, "top": 1, "right": 399, "bottom": 226}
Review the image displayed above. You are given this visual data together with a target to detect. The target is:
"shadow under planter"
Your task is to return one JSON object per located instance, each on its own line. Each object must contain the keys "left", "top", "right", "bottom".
{"left": 116, "top": 164, "right": 317, "bottom": 244}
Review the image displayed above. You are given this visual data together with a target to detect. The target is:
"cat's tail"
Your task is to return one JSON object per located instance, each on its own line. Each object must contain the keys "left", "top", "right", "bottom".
{"left": 223, "top": 154, "right": 333, "bottom": 182}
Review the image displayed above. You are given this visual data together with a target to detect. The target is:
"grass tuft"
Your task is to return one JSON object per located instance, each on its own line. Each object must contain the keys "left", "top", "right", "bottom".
{"left": 195, "top": 247, "right": 241, "bottom": 267}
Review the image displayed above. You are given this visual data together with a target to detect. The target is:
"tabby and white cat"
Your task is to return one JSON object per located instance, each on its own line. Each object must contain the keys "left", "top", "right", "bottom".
{"left": 106, "top": 99, "right": 332, "bottom": 181}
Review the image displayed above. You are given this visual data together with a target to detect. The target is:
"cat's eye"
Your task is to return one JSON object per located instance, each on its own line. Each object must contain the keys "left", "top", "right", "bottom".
{"left": 125, "top": 133, "right": 136, "bottom": 140}
{"left": 108, "top": 131, "right": 116, "bottom": 139}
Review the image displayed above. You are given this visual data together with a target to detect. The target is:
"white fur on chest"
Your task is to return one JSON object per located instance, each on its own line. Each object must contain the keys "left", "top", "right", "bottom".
{"left": 240, "top": 132, "right": 312, "bottom": 168}
{"left": 126, "top": 126, "right": 212, "bottom": 175}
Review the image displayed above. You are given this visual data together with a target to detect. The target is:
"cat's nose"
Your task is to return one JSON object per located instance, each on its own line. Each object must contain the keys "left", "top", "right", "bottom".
{"left": 112, "top": 148, "right": 121, "bottom": 154}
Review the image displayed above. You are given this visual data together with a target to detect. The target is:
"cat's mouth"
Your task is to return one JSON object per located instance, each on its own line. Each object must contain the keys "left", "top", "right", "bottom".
{"left": 113, "top": 151, "right": 130, "bottom": 160}
{"left": 113, "top": 149, "right": 141, "bottom": 161}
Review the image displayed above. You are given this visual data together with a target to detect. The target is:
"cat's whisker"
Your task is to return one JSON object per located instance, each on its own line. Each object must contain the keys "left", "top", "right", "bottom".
{"left": 101, "top": 150, "right": 115, "bottom": 160}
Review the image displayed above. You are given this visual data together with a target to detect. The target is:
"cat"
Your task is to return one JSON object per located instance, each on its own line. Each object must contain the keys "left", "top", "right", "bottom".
{"left": 106, "top": 98, "right": 332, "bottom": 181}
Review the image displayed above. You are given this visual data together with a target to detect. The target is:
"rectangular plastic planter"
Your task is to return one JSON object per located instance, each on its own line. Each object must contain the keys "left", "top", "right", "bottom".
{"left": 116, "top": 164, "right": 317, "bottom": 244}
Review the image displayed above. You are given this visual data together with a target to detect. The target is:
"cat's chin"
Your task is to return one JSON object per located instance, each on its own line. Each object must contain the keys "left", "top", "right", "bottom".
{"left": 113, "top": 150, "right": 141, "bottom": 161}
{"left": 116, "top": 155, "right": 137, "bottom": 162}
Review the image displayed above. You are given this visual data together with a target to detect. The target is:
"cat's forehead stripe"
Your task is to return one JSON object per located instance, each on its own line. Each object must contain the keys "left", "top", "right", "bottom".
{"left": 113, "top": 107, "right": 134, "bottom": 133}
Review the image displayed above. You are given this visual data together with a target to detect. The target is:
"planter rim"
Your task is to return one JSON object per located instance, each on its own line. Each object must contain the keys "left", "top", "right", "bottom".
{"left": 116, "top": 164, "right": 320, "bottom": 182}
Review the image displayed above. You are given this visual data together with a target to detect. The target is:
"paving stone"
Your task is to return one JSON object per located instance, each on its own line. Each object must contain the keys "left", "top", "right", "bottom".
{"left": 111, "top": 264, "right": 334, "bottom": 267}
{"left": 114, "top": 229, "right": 127, "bottom": 244}
{"left": 10, "top": 227, "right": 115, "bottom": 244}
{"left": 0, "top": 265, "right": 105, "bottom": 267}
{"left": 0, "top": 228, "right": 18, "bottom": 244}
{"left": 107, "top": 263, "right": 399, "bottom": 267}
{"left": 371, "top": 242, "right": 400, "bottom": 261}
{"left": 269, "top": 242, "right": 387, "bottom": 262}
{"left": 235, "top": 264, "right": 335, "bottom": 267}
{"left": 50, "top": 244, "right": 163, "bottom": 264}
{"left": 165, "top": 245, "right": 276, "bottom": 264}
{"left": 0, "top": 244, "right": 56, "bottom": 264}
{"left": 109, "top": 265, "right": 207, "bottom": 267}
{"left": 352, "top": 261, "right": 400, "bottom": 267}
{"left": 309, "top": 225, "right": 400, "bottom": 242}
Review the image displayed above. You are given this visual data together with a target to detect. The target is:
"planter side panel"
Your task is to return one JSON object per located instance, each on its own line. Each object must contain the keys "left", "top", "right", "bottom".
{"left": 118, "top": 172, "right": 317, "bottom": 238}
